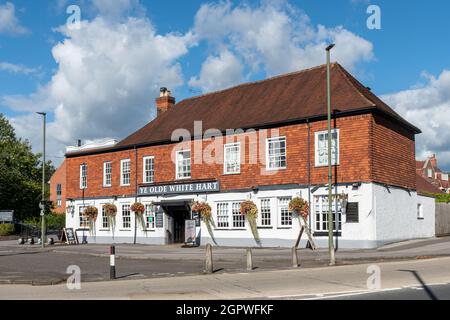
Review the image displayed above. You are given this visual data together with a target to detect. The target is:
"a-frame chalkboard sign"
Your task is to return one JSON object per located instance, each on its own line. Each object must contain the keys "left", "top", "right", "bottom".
{"left": 60, "top": 228, "right": 79, "bottom": 245}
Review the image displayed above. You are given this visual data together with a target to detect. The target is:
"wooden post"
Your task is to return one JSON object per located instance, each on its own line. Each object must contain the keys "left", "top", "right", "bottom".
{"left": 205, "top": 244, "right": 213, "bottom": 274}
{"left": 292, "top": 247, "right": 299, "bottom": 268}
{"left": 246, "top": 248, "right": 253, "bottom": 271}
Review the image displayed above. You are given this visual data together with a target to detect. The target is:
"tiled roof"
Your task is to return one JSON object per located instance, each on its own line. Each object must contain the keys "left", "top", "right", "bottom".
{"left": 114, "top": 63, "right": 420, "bottom": 149}
{"left": 416, "top": 174, "right": 444, "bottom": 195}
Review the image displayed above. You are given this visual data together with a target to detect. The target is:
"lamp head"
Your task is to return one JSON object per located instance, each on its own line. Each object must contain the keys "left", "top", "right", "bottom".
{"left": 326, "top": 44, "right": 335, "bottom": 51}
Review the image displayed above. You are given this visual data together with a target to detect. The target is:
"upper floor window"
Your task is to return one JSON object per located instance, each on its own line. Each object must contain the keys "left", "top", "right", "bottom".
{"left": 176, "top": 150, "right": 191, "bottom": 180}
{"left": 103, "top": 161, "right": 112, "bottom": 187}
{"left": 143, "top": 156, "right": 155, "bottom": 184}
{"left": 224, "top": 143, "right": 241, "bottom": 174}
{"left": 80, "top": 164, "right": 87, "bottom": 189}
{"left": 121, "top": 159, "right": 131, "bottom": 186}
{"left": 266, "top": 137, "right": 287, "bottom": 170}
{"left": 427, "top": 169, "right": 433, "bottom": 178}
{"left": 56, "top": 184, "right": 62, "bottom": 207}
{"left": 315, "top": 129, "right": 339, "bottom": 167}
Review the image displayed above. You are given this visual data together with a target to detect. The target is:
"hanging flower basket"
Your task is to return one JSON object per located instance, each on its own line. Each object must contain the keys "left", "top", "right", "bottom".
{"left": 240, "top": 200, "right": 260, "bottom": 245}
{"left": 131, "top": 202, "right": 146, "bottom": 231}
{"left": 191, "top": 201, "right": 216, "bottom": 244}
{"left": 84, "top": 206, "right": 98, "bottom": 235}
{"left": 289, "top": 197, "right": 309, "bottom": 219}
{"left": 102, "top": 203, "right": 117, "bottom": 231}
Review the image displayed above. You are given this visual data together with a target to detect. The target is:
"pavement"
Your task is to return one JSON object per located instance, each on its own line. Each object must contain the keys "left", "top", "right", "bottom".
{"left": 0, "top": 256, "right": 449, "bottom": 299}
{"left": 1, "top": 236, "right": 450, "bottom": 286}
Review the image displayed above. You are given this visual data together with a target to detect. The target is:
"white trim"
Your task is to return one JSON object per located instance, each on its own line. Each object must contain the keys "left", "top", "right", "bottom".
{"left": 265, "top": 136, "right": 287, "bottom": 171}
{"left": 120, "top": 159, "right": 131, "bottom": 186}
{"left": 223, "top": 142, "right": 241, "bottom": 175}
{"left": 314, "top": 129, "right": 340, "bottom": 168}
{"left": 103, "top": 161, "right": 112, "bottom": 187}
{"left": 175, "top": 150, "right": 191, "bottom": 180}
{"left": 143, "top": 156, "right": 155, "bottom": 184}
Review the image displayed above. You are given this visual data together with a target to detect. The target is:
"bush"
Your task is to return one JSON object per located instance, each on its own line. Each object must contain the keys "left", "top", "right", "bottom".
{"left": 0, "top": 223, "right": 15, "bottom": 236}
{"left": 435, "top": 194, "right": 450, "bottom": 203}
{"left": 46, "top": 213, "right": 65, "bottom": 230}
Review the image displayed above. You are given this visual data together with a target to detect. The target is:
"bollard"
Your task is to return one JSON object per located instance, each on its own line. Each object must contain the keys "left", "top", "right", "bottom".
{"left": 17, "top": 238, "right": 25, "bottom": 245}
{"left": 205, "top": 244, "right": 213, "bottom": 274}
{"left": 246, "top": 248, "right": 253, "bottom": 271}
{"left": 110, "top": 245, "right": 116, "bottom": 280}
{"left": 292, "top": 247, "right": 299, "bottom": 268}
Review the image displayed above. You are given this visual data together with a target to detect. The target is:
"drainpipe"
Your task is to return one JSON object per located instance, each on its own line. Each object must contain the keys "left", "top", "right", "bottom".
{"left": 133, "top": 145, "right": 138, "bottom": 245}
{"left": 307, "top": 119, "right": 312, "bottom": 228}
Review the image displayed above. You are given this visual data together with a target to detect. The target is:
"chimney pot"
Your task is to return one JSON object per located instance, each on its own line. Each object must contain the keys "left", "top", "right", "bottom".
{"left": 156, "top": 88, "right": 175, "bottom": 116}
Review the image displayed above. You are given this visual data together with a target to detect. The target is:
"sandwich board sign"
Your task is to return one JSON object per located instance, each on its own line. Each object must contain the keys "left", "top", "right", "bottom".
{"left": 61, "top": 228, "right": 79, "bottom": 245}
{"left": 184, "top": 220, "right": 197, "bottom": 245}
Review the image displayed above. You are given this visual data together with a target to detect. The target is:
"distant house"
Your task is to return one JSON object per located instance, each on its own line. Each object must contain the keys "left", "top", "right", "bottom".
{"left": 49, "top": 160, "right": 66, "bottom": 214}
{"left": 416, "top": 155, "right": 450, "bottom": 194}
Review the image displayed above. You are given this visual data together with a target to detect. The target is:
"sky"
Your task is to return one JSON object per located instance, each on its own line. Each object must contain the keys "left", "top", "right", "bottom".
{"left": 0, "top": 0, "right": 449, "bottom": 171}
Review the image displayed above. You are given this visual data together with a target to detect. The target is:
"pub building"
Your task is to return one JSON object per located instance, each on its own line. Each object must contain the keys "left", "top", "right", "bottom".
{"left": 58, "top": 63, "right": 436, "bottom": 248}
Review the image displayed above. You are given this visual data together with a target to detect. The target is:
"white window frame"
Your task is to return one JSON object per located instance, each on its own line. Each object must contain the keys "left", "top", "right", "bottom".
{"left": 266, "top": 136, "right": 287, "bottom": 171}
{"left": 224, "top": 142, "right": 241, "bottom": 175}
{"left": 78, "top": 206, "right": 89, "bottom": 229}
{"left": 315, "top": 129, "right": 340, "bottom": 167}
{"left": 121, "top": 204, "right": 131, "bottom": 230}
{"left": 80, "top": 164, "right": 87, "bottom": 189}
{"left": 215, "top": 201, "right": 246, "bottom": 230}
{"left": 101, "top": 205, "right": 109, "bottom": 230}
{"left": 143, "top": 156, "right": 155, "bottom": 184}
{"left": 103, "top": 161, "right": 112, "bottom": 187}
{"left": 120, "top": 159, "right": 131, "bottom": 186}
{"left": 144, "top": 204, "right": 156, "bottom": 230}
{"left": 313, "top": 195, "right": 342, "bottom": 233}
{"left": 259, "top": 198, "right": 272, "bottom": 227}
{"left": 427, "top": 169, "right": 433, "bottom": 178}
{"left": 277, "top": 197, "right": 292, "bottom": 228}
{"left": 417, "top": 203, "right": 424, "bottom": 220}
{"left": 176, "top": 150, "right": 191, "bottom": 180}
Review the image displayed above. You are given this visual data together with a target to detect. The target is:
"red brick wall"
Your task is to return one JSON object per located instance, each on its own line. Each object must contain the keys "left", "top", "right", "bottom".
{"left": 371, "top": 114, "right": 416, "bottom": 189}
{"left": 64, "top": 113, "right": 416, "bottom": 199}
{"left": 49, "top": 160, "right": 66, "bottom": 214}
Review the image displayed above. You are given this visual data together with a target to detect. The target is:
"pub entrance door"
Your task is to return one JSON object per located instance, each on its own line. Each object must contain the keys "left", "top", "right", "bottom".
{"left": 160, "top": 201, "right": 191, "bottom": 244}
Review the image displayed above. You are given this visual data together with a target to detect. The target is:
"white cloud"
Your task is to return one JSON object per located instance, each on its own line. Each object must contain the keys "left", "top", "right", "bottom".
{"left": 0, "top": 2, "right": 28, "bottom": 35}
{"left": 4, "top": 15, "right": 193, "bottom": 164}
{"left": 382, "top": 70, "right": 450, "bottom": 171}
{"left": 188, "top": 50, "right": 244, "bottom": 92}
{"left": 0, "top": 62, "right": 41, "bottom": 75}
{"left": 190, "top": 1, "right": 374, "bottom": 92}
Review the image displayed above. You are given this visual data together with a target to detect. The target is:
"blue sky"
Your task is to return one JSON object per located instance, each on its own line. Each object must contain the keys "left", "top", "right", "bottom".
{"left": 1, "top": 0, "right": 450, "bottom": 170}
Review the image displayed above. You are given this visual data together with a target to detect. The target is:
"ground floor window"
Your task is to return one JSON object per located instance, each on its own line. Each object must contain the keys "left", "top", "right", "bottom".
{"left": 216, "top": 202, "right": 245, "bottom": 229}
{"left": 278, "top": 197, "right": 292, "bottom": 227}
{"left": 122, "top": 204, "right": 131, "bottom": 229}
{"left": 145, "top": 204, "right": 156, "bottom": 229}
{"left": 79, "top": 206, "right": 89, "bottom": 228}
{"left": 101, "top": 206, "right": 109, "bottom": 229}
{"left": 314, "top": 195, "right": 342, "bottom": 232}
{"left": 260, "top": 198, "right": 272, "bottom": 226}
{"left": 217, "top": 203, "right": 229, "bottom": 228}
{"left": 232, "top": 202, "right": 245, "bottom": 228}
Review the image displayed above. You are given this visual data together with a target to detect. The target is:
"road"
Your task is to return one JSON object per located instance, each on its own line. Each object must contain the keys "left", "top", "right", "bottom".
{"left": 0, "top": 256, "right": 449, "bottom": 299}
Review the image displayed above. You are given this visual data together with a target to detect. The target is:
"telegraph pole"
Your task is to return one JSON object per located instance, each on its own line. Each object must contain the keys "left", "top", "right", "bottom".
{"left": 37, "top": 112, "right": 46, "bottom": 248}
{"left": 326, "top": 44, "right": 336, "bottom": 266}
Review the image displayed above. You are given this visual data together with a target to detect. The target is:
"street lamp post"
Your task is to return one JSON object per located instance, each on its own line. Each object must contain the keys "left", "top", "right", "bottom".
{"left": 37, "top": 112, "right": 46, "bottom": 248}
{"left": 326, "top": 44, "right": 336, "bottom": 266}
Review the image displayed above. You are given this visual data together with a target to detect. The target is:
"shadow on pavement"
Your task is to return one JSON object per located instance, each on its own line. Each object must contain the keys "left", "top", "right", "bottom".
{"left": 398, "top": 269, "right": 439, "bottom": 300}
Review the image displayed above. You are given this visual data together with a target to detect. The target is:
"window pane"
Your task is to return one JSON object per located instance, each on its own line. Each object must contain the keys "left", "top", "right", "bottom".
{"left": 217, "top": 203, "right": 229, "bottom": 228}
{"left": 279, "top": 197, "right": 292, "bottom": 226}
{"left": 268, "top": 137, "right": 286, "bottom": 169}
{"left": 260, "top": 199, "right": 271, "bottom": 226}
{"left": 232, "top": 202, "right": 245, "bottom": 228}
{"left": 122, "top": 204, "right": 131, "bottom": 229}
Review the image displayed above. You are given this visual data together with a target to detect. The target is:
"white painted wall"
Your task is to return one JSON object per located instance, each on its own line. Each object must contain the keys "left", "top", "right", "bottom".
{"left": 374, "top": 184, "right": 435, "bottom": 244}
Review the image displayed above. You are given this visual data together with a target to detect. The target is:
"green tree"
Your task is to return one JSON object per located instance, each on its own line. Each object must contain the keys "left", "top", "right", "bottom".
{"left": 0, "top": 113, "right": 55, "bottom": 220}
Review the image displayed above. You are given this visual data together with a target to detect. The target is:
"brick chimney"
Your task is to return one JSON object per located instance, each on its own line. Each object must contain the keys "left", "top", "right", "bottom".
{"left": 156, "top": 87, "right": 175, "bottom": 116}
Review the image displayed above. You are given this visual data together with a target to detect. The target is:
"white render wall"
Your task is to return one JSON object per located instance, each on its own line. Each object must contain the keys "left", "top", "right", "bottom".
{"left": 65, "top": 182, "right": 435, "bottom": 249}
{"left": 374, "top": 184, "right": 435, "bottom": 245}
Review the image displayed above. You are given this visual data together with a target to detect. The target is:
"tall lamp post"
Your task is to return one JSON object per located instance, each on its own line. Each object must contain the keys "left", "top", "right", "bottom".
{"left": 36, "top": 112, "right": 46, "bottom": 248}
{"left": 326, "top": 44, "right": 336, "bottom": 266}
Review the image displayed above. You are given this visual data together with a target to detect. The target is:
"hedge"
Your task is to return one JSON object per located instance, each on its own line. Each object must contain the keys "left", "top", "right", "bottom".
{"left": 0, "top": 223, "right": 15, "bottom": 236}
